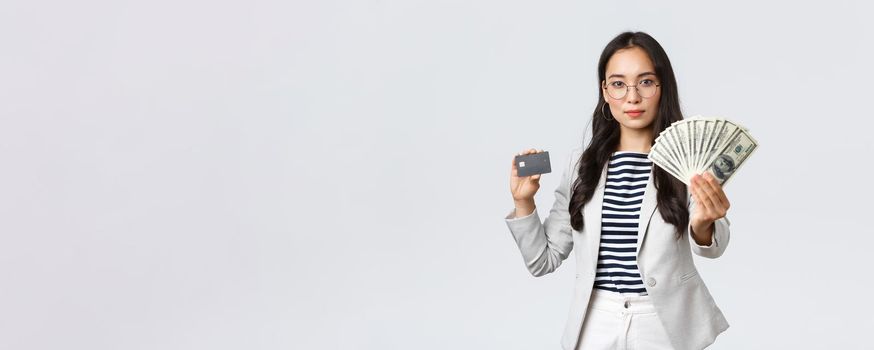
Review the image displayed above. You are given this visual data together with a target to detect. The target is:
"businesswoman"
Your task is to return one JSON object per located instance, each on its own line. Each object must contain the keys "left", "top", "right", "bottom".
{"left": 504, "top": 31, "right": 732, "bottom": 350}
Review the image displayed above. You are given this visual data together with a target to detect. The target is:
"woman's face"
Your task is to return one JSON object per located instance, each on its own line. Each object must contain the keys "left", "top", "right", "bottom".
{"left": 602, "top": 46, "right": 661, "bottom": 131}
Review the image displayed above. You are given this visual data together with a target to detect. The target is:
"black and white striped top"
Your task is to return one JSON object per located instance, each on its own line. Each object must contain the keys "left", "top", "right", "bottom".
{"left": 594, "top": 151, "right": 651, "bottom": 296}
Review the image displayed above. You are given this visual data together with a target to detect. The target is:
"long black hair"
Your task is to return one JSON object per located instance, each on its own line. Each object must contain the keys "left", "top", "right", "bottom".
{"left": 569, "top": 31, "right": 688, "bottom": 239}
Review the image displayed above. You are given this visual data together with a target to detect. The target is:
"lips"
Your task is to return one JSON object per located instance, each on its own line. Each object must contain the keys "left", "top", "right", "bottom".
{"left": 625, "top": 110, "right": 644, "bottom": 117}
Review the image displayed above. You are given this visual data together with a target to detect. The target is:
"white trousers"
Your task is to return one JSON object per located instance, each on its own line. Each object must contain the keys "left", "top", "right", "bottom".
{"left": 575, "top": 289, "right": 675, "bottom": 350}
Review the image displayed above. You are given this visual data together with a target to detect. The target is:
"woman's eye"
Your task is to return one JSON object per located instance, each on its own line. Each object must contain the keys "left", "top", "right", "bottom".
{"left": 610, "top": 81, "right": 625, "bottom": 88}
{"left": 640, "top": 79, "right": 655, "bottom": 86}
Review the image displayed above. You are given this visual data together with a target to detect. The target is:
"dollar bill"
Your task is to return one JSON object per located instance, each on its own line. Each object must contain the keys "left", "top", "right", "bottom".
{"left": 648, "top": 116, "right": 758, "bottom": 186}
{"left": 703, "top": 129, "right": 758, "bottom": 186}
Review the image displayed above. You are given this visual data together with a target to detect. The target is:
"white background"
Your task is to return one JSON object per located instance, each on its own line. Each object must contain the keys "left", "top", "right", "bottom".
{"left": 2, "top": 0, "right": 873, "bottom": 349}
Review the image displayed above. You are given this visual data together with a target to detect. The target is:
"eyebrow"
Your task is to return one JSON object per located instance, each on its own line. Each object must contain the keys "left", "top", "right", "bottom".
{"left": 607, "top": 72, "right": 657, "bottom": 79}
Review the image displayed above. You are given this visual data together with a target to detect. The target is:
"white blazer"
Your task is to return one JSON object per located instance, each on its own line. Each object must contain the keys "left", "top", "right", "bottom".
{"left": 504, "top": 147, "right": 730, "bottom": 350}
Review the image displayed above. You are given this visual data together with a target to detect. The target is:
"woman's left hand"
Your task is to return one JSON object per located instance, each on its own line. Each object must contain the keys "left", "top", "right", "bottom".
{"left": 689, "top": 172, "right": 730, "bottom": 230}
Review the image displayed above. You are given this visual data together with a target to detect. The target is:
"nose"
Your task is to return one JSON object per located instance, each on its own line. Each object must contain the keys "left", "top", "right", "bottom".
{"left": 625, "top": 86, "right": 642, "bottom": 103}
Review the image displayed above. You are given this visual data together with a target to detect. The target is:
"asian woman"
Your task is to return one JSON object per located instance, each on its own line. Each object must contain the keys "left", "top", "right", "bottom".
{"left": 505, "top": 31, "right": 732, "bottom": 350}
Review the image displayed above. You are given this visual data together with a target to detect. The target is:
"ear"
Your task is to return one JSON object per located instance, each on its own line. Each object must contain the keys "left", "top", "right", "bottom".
{"left": 601, "top": 81, "right": 608, "bottom": 103}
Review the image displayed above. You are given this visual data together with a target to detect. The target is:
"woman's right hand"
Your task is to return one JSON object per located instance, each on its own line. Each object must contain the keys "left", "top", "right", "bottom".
{"left": 510, "top": 148, "right": 545, "bottom": 201}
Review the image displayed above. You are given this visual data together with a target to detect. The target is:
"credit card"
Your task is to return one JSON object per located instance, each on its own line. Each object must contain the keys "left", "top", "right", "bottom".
{"left": 515, "top": 151, "right": 551, "bottom": 177}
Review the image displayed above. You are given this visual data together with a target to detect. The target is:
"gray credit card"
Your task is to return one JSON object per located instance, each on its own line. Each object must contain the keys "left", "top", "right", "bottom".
{"left": 515, "top": 151, "right": 551, "bottom": 177}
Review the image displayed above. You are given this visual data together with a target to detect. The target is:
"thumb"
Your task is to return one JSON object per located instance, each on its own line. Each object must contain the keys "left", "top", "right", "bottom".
{"left": 532, "top": 174, "right": 541, "bottom": 181}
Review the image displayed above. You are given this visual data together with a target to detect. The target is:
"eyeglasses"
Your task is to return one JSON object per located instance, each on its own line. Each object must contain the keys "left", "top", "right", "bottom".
{"left": 602, "top": 79, "right": 661, "bottom": 100}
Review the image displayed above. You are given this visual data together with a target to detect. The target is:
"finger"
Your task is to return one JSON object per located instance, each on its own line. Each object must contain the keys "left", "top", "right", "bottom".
{"left": 693, "top": 177, "right": 719, "bottom": 215}
{"left": 701, "top": 173, "right": 729, "bottom": 210}
{"left": 709, "top": 183, "right": 730, "bottom": 211}
{"left": 532, "top": 174, "right": 541, "bottom": 181}
{"left": 688, "top": 173, "right": 698, "bottom": 185}
{"left": 695, "top": 176, "right": 718, "bottom": 203}
{"left": 690, "top": 183, "right": 702, "bottom": 209}
{"left": 690, "top": 178, "right": 703, "bottom": 205}
{"left": 703, "top": 173, "right": 730, "bottom": 209}
{"left": 691, "top": 186, "right": 713, "bottom": 220}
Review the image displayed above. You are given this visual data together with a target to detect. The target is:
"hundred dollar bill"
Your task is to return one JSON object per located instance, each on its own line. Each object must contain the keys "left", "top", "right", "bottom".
{"left": 703, "top": 119, "right": 738, "bottom": 173}
{"left": 671, "top": 122, "right": 691, "bottom": 180}
{"left": 655, "top": 128, "right": 683, "bottom": 175}
{"left": 697, "top": 118, "right": 718, "bottom": 174}
{"left": 703, "top": 130, "right": 758, "bottom": 186}
{"left": 649, "top": 143, "right": 686, "bottom": 183}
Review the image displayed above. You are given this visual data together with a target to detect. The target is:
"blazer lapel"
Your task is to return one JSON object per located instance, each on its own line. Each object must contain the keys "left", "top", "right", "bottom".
{"left": 636, "top": 169, "right": 659, "bottom": 257}
{"left": 583, "top": 165, "right": 607, "bottom": 272}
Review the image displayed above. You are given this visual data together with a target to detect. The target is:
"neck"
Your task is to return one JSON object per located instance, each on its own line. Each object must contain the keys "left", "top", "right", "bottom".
{"left": 617, "top": 127, "right": 653, "bottom": 153}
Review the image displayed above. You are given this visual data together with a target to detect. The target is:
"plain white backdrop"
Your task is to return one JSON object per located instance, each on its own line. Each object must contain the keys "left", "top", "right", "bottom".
{"left": 1, "top": 0, "right": 873, "bottom": 349}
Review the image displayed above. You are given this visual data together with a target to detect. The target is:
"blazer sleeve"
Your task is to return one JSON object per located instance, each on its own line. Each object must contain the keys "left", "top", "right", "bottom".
{"left": 503, "top": 149, "right": 578, "bottom": 277}
{"left": 687, "top": 193, "right": 731, "bottom": 259}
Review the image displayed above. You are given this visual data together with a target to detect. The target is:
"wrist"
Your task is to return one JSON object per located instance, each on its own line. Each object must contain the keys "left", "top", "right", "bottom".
{"left": 691, "top": 217, "right": 714, "bottom": 230}
{"left": 513, "top": 198, "right": 536, "bottom": 217}
{"left": 690, "top": 219, "right": 715, "bottom": 245}
{"left": 514, "top": 197, "right": 534, "bottom": 205}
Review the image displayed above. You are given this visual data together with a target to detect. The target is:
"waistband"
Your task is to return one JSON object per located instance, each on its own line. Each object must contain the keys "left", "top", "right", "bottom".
{"left": 589, "top": 289, "right": 656, "bottom": 314}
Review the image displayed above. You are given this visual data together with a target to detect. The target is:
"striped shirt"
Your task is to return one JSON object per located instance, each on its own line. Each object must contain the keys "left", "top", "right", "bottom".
{"left": 594, "top": 151, "right": 652, "bottom": 296}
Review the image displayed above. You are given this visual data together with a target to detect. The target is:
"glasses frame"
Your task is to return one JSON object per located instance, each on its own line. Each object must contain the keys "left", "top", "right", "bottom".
{"left": 602, "top": 80, "right": 662, "bottom": 100}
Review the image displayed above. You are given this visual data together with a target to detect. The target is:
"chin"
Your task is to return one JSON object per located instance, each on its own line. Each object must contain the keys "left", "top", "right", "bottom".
{"left": 620, "top": 119, "right": 655, "bottom": 130}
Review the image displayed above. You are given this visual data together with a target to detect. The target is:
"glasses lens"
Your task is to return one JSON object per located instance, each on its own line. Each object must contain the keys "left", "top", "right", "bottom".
{"left": 638, "top": 84, "right": 656, "bottom": 98}
{"left": 607, "top": 85, "right": 626, "bottom": 99}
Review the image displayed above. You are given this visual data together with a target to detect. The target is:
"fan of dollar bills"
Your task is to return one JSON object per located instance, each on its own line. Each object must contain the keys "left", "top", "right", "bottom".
{"left": 648, "top": 115, "right": 758, "bottom": 186}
